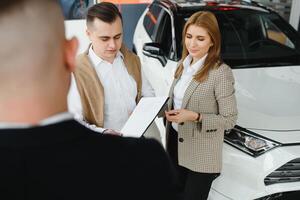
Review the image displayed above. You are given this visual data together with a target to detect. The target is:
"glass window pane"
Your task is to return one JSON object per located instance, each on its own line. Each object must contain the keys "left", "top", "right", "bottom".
{"left": 143, "top": 4, "right": 162, "bottom": 39}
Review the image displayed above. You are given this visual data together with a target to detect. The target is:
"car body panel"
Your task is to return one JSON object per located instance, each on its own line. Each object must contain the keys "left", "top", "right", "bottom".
{"left": 211, "top": 145, "right": 300, "bottom": 200}
{"left": 250, "top": 129, "right": 300, "bottom": 144}
{"left": 234, "top": 66, "right": 300, "bottom": 131}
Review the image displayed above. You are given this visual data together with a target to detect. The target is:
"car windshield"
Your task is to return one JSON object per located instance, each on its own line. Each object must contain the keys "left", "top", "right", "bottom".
{"left": 176, "top": 8, "right": 300, "bottom": 68}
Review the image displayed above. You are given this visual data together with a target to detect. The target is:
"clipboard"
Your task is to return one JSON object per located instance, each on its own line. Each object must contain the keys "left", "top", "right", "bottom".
{"left": 121, "top": 96, "right": 169, "bottom": 137}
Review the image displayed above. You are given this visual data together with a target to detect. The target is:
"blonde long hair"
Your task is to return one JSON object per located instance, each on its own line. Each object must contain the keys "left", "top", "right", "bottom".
{"left": 175, "top": 11, "right": 222, "bottom": 82}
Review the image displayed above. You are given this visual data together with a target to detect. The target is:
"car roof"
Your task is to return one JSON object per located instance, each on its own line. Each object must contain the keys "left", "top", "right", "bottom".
{"left": 154, "top": 0, "right": 271, "bottom": 13}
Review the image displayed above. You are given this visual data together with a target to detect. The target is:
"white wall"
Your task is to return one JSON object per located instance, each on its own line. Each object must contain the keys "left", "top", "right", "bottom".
{"left": 65, "top": 20, "right": 90, "bottom": 54}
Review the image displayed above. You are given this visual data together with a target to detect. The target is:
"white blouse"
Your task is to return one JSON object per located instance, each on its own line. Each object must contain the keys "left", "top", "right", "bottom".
{"left": 172, "top": 54, "right": 207, "bottom": 131}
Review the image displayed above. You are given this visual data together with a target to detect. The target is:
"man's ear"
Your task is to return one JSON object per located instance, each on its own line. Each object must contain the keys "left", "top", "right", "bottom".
{"left": 86, "top": 28, "right": 92, "bottom": 41}
{"left": 64, "top": 37, "right": 78, "bottom": 72}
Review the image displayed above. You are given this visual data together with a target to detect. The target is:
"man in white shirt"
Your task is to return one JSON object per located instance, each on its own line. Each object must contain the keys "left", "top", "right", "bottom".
{"left": 68, "top": 2, "right": 155, "bottom": 134}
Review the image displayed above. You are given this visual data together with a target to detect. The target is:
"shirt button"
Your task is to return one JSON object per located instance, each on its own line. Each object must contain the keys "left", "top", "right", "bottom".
{"left": 179, "top": 138, "right": 184, "bottom": 143}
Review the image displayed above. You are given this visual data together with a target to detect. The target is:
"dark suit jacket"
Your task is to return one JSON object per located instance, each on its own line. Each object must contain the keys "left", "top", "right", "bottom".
{"left": 0, "top": 120, "right": 178, "bottom": 200}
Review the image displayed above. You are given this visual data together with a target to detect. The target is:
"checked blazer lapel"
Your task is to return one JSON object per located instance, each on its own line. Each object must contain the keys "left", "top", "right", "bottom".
{"left": 181, "top": 79, "right": 200, "bottom": 109}
{"left": 167, "top": 78, "right": 180, "bottom": 109}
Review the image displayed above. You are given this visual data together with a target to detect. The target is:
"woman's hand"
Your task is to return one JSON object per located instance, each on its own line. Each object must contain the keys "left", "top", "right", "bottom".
{"left": 165, "top": 109, "right": 199, "bottom": 123}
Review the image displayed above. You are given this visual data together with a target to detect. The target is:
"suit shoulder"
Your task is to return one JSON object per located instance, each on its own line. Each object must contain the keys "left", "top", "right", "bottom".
{"left": 121, "top": 45, "right": 140, "bottom": 61}
{"left": 75, "top": 53, "right": 87, "bottom": 65}
{"left": 221, "top": 63, "right": 232, "bottom": 71}
{"left": 114, "top": 138, "right": 168, "bottom": 165}
{"left": 211, "top": 62, "right": 233, "bottom": 78}
{"left": 215, "top": 62, "right": 231, "bottom": 72}
{"left": 74, "top": 54, "right": 95, "bottom": 77}
{"left": 127, "top": 51, "right": 140, "bottom": 65}
{"left": 85, "top": 132, "right": 162, "bottom": 152}
{"left": 120, "top": 137, "right": 164, "bottom": 154}
{"left": 135, "top": 138, "right": 164, "bottom": 153}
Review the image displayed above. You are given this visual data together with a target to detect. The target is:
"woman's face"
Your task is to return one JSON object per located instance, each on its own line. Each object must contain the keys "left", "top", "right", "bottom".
{"left": 185, "top": 24, "right": 213, "bottom": 61}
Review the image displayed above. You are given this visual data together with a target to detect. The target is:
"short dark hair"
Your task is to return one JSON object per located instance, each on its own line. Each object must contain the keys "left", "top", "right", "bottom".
{"left": 87, "top": 2, "right": 122, "bottom": 26}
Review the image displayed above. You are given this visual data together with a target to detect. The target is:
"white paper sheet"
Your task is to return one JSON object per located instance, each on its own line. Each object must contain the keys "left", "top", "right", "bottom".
{"left": 121, "top": 96, "right": 169, "bottom": 137}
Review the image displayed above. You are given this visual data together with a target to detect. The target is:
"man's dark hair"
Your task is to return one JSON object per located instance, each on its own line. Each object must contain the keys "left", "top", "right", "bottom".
{"left": 87, "top": 2, "right": 122, "bottom": 26}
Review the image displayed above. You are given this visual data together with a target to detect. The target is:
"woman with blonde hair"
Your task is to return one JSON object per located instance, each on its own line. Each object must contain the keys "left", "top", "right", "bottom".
{"left": 165, "top": 11, "right": 238, "bottom": 199}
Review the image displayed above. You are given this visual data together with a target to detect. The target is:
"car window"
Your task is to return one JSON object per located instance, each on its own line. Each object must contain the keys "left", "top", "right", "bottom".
{"left": 298, "top": 16, "right": 300, "bottom": 33}
{"left": 222, "top": 10, "right": 300, "bottom": 67}
{"left": 217, "top": 13, "right": 245, "bottom": 60}
{"left": 176, "top": 9, "right": 300, "bottom": 68}
{"left": 143, "top": 4, "right": 163, "bottom": 41}
{"left": 264, "top": 17, "right": 295, "bottom": 49}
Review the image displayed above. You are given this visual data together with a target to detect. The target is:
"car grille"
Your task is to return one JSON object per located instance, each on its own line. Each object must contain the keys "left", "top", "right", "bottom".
{"left": 264, "top": 158, "right": 300, "bottom": 185}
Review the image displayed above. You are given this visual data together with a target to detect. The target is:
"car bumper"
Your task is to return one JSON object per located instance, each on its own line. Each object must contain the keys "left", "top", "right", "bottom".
{"left": 210, "top": 144, "right": 300, "bottom": 200}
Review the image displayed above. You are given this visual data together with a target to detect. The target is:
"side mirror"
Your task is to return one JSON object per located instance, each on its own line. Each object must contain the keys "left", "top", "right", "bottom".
{"left": 142, "top": 43, "right": 167, "bottom": 66}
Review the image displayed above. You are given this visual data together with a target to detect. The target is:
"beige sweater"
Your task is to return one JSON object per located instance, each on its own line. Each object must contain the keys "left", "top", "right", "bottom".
{"left": 73, "top": 44, "right": 142, "bottom": 127}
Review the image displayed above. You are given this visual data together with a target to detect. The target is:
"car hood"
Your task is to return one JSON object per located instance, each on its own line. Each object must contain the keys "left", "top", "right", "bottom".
{"left": 249, "top": 129, "right": 300, "bottom": 144}
{"left": 234, "top": 65, "right": 300, "bottom": 131}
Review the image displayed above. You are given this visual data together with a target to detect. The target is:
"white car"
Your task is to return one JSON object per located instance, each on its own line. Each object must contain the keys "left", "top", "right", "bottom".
{"left": 133, "top": 0, "right": 300, "bottom": 199}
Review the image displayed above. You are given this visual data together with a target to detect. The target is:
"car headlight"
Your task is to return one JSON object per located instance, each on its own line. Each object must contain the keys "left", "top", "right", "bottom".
{"left": 224, "top": 126, "right": 281, "bottom": 157}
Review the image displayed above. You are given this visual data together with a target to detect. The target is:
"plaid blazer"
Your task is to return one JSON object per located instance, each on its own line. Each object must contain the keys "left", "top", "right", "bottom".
{"left": 166, "top": 63, "right": 238, "bottom": 173}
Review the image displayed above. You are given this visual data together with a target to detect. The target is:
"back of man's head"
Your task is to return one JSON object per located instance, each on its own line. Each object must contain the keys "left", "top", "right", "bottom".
{"left": 0, "top": 0, "right": 64, "bottom": 72}
{"left": 0, "top": 0, "right": 77, "bottom": 123}
{"left": 86, "top": 2, "right": 122, "bottom": 28}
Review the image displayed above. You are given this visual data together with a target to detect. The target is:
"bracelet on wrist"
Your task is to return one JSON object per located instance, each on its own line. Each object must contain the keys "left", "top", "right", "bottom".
{"left": 194, "top": 113, "right": 200, "bottom": 122}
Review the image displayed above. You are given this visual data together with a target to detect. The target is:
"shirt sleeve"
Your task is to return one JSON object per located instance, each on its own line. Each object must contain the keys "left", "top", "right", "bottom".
{"left": 68, "top": 74, "right": 83, "bottom": 120}
{"left": 141, "top": 68, "right": 155, "bottom": 97}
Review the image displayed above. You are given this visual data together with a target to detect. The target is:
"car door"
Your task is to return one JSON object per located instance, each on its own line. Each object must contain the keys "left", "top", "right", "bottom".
{"left": 137, "top": 4, "right": 178, "bottom": 96}
{"left": 154, "top": 10, "right": 179, "bottom": 96}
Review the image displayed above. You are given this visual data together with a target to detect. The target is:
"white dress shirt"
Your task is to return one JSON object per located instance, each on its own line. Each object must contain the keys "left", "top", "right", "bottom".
{"left": 0, "top": 112, "right": 73, "bottom": 129}
{"left": 68, "top": 46, "right": 155, "bottom": 132}
{"left": 172, "top": 54, "right": 207, "bottom": 131}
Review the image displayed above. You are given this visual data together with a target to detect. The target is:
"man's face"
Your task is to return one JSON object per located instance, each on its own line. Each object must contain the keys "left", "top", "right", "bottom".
{"left": 87, "top": 17, "right": 123, "bottom": 63}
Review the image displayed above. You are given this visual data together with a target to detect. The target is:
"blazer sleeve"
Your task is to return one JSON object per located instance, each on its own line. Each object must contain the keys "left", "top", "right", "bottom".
{"left": 201, "top": 64, "right": 238, "bottom": 131}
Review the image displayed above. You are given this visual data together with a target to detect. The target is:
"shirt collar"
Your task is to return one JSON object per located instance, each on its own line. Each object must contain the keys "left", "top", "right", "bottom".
{"left": 0, "top": 112, "right": 73, "bottom": 129}
{"left": 88, "top": 45, "right": 124, "bottom": 67}
{"left": 182, "top": 54, "right": 207, "bottom": 73}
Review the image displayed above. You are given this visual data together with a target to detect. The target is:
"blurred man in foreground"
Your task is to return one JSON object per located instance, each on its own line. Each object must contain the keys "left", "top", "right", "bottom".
{"left": 0, "top": 0, "right": 177, "bottom": 199}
